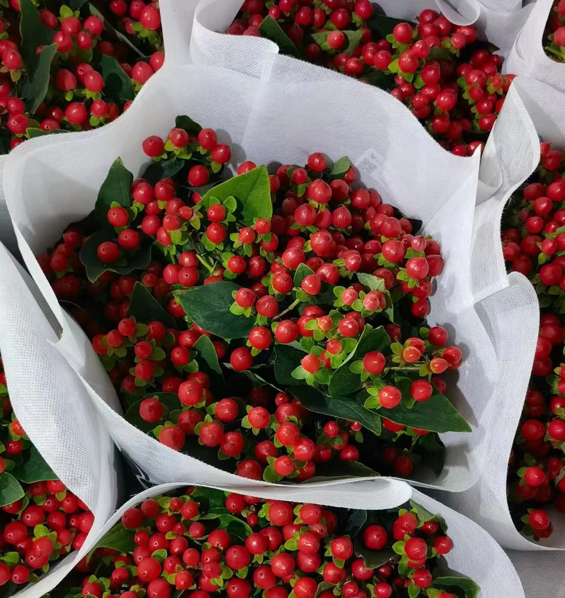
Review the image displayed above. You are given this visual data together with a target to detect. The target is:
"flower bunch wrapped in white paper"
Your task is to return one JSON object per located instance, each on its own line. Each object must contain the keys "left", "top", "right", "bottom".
{"left": 0, "top": 243, "right": 118, "bottom": 598}
{"left": 44, "top": 480, "right": 525, "bottom": 598}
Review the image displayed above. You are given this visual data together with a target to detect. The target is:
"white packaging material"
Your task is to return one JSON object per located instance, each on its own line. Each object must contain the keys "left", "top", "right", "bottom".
{"left": 507, "top": 549, "right": 565, "bottom": 597}
{"left": 0, "top": 243, "right": 119, "bottom": 598}
{"left": 504, "top": 0, "right": 565, "bottom": 93}
{"left": 70, "top": 479, "right": 525, "bottom": 598}
{"left": 442, "top": 76, "right": 565, "bottom": 550}
{"left": 474, "top": 1, "right": 534, "bottom": 58}
{"left": 2, "top": 56, "right": 497, "bottom": 493}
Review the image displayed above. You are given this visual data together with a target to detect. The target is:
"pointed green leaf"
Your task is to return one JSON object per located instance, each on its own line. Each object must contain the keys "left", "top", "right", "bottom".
{"left": 177, "top": 282, "right": 255, "bottom": 339}
{"left": 94, "top": 158, "right": 134, "bottom": 226}
{"left": 128, "top": 282, "right": 178, "bottom": 329}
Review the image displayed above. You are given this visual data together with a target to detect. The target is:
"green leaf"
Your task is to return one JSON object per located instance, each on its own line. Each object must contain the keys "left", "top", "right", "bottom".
{"left": 177, "top": 282, "right": 256, "bottom": 339}
{"left": 359, "top": 380, "right": 471, "bottom": 434}
{"left": 143, "top": 157, "right": 185, "bottom": 186}
{"left": 363, "top": 70, "right": 393, "bottom": 91}
{"left": 432, "top": 577, "right": 480, "bottom": 598}
{"left": 200, "top": 167, "right": 273, "bottom": 227}
{"left": 409, "top": 501, "right": 445, "bottom": 530}
{"left": 19, "top": 0, "right": 52, "bottom": 65}
{"left": 356, "top": 273, "right": 386, "bottom": 292}
{"left": 95, "top": 158, "right": 134, "bottom": 226}
{"left": 218, "top": 514, "right": 253, "bottom": 541}
{"left": 80, "top": 229, "right": 152, "bottom": 283}
{"left": 88, "top": 3, "right": 146, "bottom": 59}
{"left": 291, "top": 385, "right": 382, "bottom": 437}
{"left": 194, "top": 335, "right": 222, "bottom": 376}
{"left": 274, "top": 345, "right": 307, "bottom": 387}
{"left": 293, "top": 263, "right": 315, "bottom": 287}
{"left": 11, "top": 446, "right": 57, "bottom": 484}
{"left": 343, "top": 30, "right": 364, "bottom": 54}
{"left": 343, "top": 509, "right": 367, "bottom": 538}
{"left": 128, "top": 282, "right": 178, "bottom": 329}
{"left": 408, "top": 584, "right": 420, "bottom": 598}
{"left": 312, "top": 460, "right": 378, "bottom": 481}
{"left": 96, "top": 54, "right": 135, "bottom": 102}
{"left": 124, "top": 393, "right": 180, "bottom": 433}
{"left": 191, "top": 487, "right": 226, "bottom": 512}
{"left": 91, "top": 522, "right": 135, "bottom": 555}
{"left": 428, "top": 47, "right": 451, "bottom": 61}
{"left": 259, "top": 16, "right": 301, "bottom": 58}
{"left": 354, "top": 532, "right": 396, "bottom": 569}
{"left": 329, "top": 326, "right": 391, "bottom": 396}
{"left": 417, "top": 433, "right": 446, "bottom": 476}
{"left": 367, "top": 13, "right": 407, "bottom": 38}
{"left": 328, "top": 157, "right": 351, "bottom": 180}
{"left": 69, "top": 0, "right": 89, "bottom": 8}
{"left": 0, "top": 473, "right": 25, "bottom": 508}
{"left": 19, "top": 44, "right": 58, "bottom": 114}
{"left": 26, "top": 127, "right": 67, "bottom": 139}
{"left": 176, "top": 115, "right": 203, "bottom": 136}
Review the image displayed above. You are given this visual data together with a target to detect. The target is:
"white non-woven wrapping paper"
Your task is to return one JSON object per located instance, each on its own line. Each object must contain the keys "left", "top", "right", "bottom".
{"left": 0, "top": 243, "right": 119, "bottom": 598}
{"left": 504, "top": 0, "right": 565, "bottom": 93}
{"left": 65, "top": 479, "right": 525, "bottom": 598}
{"left": 2, "top": 58, "right": 499, "bottom": 494}
{"left": 507, "top": 549, "right": 565, "bottom": 598}
{"left": 474, "top": 1, "right": 534, "bottom": 58}
{"left": 443, "top": 77, "right": 565, "bottom": 550}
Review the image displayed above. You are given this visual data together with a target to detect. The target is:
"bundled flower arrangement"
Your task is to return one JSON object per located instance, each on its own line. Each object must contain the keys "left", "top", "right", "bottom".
{"left": 47, "top": 487, "right": 479, "bottom": 598}
{"left": 544, "top": 0, "right": 565, "bottom": 63}
{"left": 0, "top": 0, "right": 163, "bottom": 152}
{"left": 34, "top": 114, "right": 471, "bottom": 485}
{"left": 0, "top": 360, "right": 93, "bottom": 595}
{"left": 225, "top": 1, "right": 513, "bottom": 155}
{"left": 502, "top": 141, "right": 565, "bottom": 540}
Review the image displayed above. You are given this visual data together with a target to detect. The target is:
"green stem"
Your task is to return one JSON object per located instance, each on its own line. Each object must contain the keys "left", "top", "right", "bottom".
{"left": 545, "top": 45, "right": 565, "bottom": 61}
{"left": 273, "top": 298, "right": 301, "bottom": 321}
{"left": 388, "top": 366, "right": 423, "bottom": 371}
{"left": 196, "top": 254, "right": 215, "bottom": 274}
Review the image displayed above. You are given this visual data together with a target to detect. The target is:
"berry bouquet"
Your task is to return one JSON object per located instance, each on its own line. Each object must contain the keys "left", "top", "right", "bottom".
{"left": 191, "top": 0, "right": 514, "bottom": 155}
{"left": 0, "top": 0, "right": 164, "bottom": 153}
{"left": 3, "top": 62, "right": 491, "bottom": 492}
{"left": 32, "top": 115, "right": 473, "bottom": 486}
{"left": 42, "top": 482, "right": 525, "bottom": 598}
{"left": 439, "top": 78, "right": 565, "bottom": 552}
{"left": 0, "top": 243, "right": 119, "bottom": 597}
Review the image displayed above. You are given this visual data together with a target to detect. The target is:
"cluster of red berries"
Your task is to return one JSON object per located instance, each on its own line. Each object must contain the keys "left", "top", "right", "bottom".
{"left": 228, "top": 1, "right": 514, "bottom": 153}
{"left": 502, "top": 142, "right": 565, "bottom": 540}
{"left": 34, "top": 116, "right": 468, "bottom": 484}
{"left": 0, "top": 360, "right": 94, "bottom": 594}
{"left": 0, "top": 0, "right": 163, "bottom": 152}
{"left": 57, "top": 487, "right": 474, "bottom": 598}
{"left": 545, "top": 0, "right": 565, "bottom": 62}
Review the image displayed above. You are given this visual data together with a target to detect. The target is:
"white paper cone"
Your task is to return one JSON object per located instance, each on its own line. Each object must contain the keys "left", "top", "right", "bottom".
{"left": 442, "top": 76, "right": 565, "bottom": 550}
{"left": 0, "top": 243, "right": 119, "bottom": 598}
{"left": 474, "top": 2, "right": 534, "bottom": 58}
{"left": 504, "top": 0, "right": 565, "bottom": 93}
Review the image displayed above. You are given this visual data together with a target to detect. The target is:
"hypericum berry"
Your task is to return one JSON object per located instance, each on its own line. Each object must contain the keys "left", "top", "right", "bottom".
{"left": 363, "top": 351, "right": 386, "bottom": 374}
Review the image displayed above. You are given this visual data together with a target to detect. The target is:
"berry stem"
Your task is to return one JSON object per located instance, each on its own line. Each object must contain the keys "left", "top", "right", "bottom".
{"left": 273, "top": 298, "right": 301, "bottom": 321}
{"left": 197, "top": 254, "right": 215, "bottom": 274}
